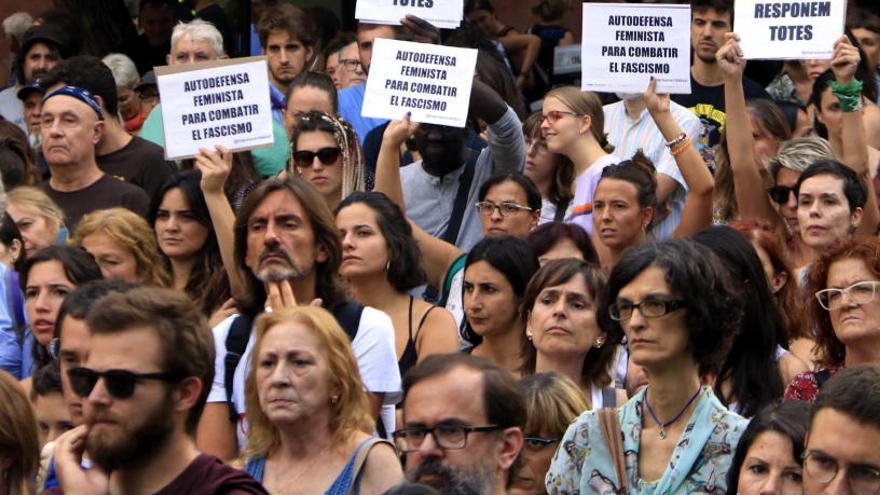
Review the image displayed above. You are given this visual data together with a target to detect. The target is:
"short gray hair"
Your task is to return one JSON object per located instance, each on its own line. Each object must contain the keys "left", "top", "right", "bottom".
{"left": 102, "top": 53, "right": 140, "bottom": 90}
{"left": 2, "top": 12, "right": 34, "bottom": 44}
{"left": 170, "top": 19, "right": 224, "bottom": 58}
{"left": 766, "top": 137, "right": 836, "bottom": 182}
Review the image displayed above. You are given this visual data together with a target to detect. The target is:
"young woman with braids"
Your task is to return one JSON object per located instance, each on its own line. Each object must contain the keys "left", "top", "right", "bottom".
{"left": 289, "top": 110, "right": 368, "bottom": 212}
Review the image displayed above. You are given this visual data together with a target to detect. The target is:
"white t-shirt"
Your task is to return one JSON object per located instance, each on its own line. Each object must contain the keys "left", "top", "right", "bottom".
{"left": 206, "top": 306, "right": 401, "bottom": 450}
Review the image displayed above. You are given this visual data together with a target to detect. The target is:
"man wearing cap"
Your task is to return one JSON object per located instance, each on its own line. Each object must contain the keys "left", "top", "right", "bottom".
{"left": 38, "top": 86, "right": 150, "bottom": 228}
{"left": 17, "top": 80, "right": 45, "bottom": 154}
{"left": 0, "top": 24, "right": 69, "bottom": 134}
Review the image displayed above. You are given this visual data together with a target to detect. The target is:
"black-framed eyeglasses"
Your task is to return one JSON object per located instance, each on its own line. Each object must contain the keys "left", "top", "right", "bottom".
{"left": 768, "top": 185, "right": 796, "bottom": 205}
{"left": 392, "top": 424, "right": 502, "bottom": 453}
{"left": 292, "top": 147, "right": 342, "bottom": 168}
{"left": 803, "top": 451, "right": 880, "bottom": 494}
{"left": 609, "top": 297, "right": 687, "bottom": 321}
{"left": 475, "top": 201, "right": 533, "bottom": 217}
{"left": 815, "top": 281, "right": 880, "bottom": 311}
{"left": 67, "top": 367, "right": 181, "bottom": 400}
{"left": 524, "top": 436, "right": 559, "bottom": 449}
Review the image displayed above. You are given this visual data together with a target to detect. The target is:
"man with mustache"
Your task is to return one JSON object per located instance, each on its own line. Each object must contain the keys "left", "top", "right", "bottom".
{"left": 196, "top": 177, "right": 399, "bottom": 461}
{"left": 670, "top": 0, "right": 770, "bottom": 171}
{"left": 395, "top": 353, "right": 526, "bottom": 495}
{"left": 0, "top": 24, "right": 70, "bottom": 134}
{"left": 50, "top": 287, "right": 266, "bottom": 494}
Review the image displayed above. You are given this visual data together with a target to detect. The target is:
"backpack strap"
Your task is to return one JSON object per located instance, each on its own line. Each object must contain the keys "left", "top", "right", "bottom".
{"left": 439, "top": 149, "right": 479, "bottom": 245}
{"left": 598, "top": 407, "right": 627, "bottom": 494}
{"left": 224, "top": 313, "right": 255, "bottom": 423}
{"left": 332, "top": 300, "right": 365, "bottom": 341}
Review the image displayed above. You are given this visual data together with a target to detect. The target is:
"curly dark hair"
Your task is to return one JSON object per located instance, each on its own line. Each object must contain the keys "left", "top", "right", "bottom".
{"left": 335, "top": 191, "right": 426, "bottom": 292}
{"left": 598, "top": 239, "right": 742, "bottom": 373}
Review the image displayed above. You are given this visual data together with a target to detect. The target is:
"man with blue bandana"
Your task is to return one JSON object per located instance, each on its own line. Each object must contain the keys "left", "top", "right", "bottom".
{"left": 38, "top": 86, "right": 150, "bottom": 229}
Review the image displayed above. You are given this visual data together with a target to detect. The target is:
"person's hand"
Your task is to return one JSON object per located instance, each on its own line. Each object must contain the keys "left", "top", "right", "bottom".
{"left": 383, "top": 112, "right": 419, "bottom": 148}
{"left": 716, "top": 32, "right": 746, "bottom": 79}
{"left": 265, "top": 280, "right": 322, "bottom": 311}
{"left": 195, "top": 145, "right": 232, "bottom": 195}
{"left": 400, "top": 15, "right": 441, "bottom": 44}
{"left": 208, "top": 298, "right": 237, "bottom": 327}
{"left": 831, "top": 35, "right": 860, "bottom": 84}
{"left": 644, "top": 77, "right": 670, "bottom": 117}
{"left": 55, "top": 425, "right": 110, "bottom": 495}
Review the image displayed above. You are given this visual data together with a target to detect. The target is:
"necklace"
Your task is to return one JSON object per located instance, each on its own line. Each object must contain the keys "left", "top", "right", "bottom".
{"left": 644, "top": 385, "right": 702, "bottom": 440}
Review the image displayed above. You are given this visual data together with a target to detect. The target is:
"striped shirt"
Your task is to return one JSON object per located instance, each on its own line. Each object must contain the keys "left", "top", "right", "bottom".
{"left": 603, "top": 100, "right": 704, "bottom": 240}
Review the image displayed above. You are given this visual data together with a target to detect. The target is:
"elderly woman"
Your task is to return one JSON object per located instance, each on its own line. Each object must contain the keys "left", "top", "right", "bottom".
{"left": 546, "top": 240, "right": 747, "bottom": 494}
{"left": 785, "top": 236, "right": 880, "bottom": 401}
{"left": 244, "top": 306, "right": 403, "bottom": 494}
{"left": 102, "top": 53, "right": 147, "bottom": 134}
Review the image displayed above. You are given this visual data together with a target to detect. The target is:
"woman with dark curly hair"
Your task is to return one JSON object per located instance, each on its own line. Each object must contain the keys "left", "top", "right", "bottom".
{"left": 335, "top": 191, "right": 458, "bottom": 378}
{"left": 784, "top": 236, "right": 880, "bottom": 402}
{"left": 546, "top": 239, "right": 747, "bottom": 494}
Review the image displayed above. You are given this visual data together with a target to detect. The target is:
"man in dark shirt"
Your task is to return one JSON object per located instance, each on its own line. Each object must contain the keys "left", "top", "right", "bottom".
{"left": 129, "top": 0, "right": 178, "bottom": 76}
{"left": 50, "top": 287, "right": 266, "bottom": 494}
{"left": 671, "top": 0, "right": 771, "bottom": 170}
{"left": 37, "top": 86, "right": 150, "bottom": 228}
{"left": 41, "top": 56, "right": 175, "bottom": 206}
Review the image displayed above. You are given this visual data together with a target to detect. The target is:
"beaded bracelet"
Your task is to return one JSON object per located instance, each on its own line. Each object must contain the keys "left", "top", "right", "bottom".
{"left": 665, "top": 132, "right": 687, "bottom": 148}
{"left": 671, "top": 138, "right": 692, "bottom": 157}
{"left": 828, "top": 79, "right": 864, "bottom": 113}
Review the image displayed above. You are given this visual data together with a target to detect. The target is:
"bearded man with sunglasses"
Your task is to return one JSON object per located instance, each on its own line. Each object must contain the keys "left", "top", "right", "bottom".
{"left": 50, "top": 287, "right": 266, "bottom": 495}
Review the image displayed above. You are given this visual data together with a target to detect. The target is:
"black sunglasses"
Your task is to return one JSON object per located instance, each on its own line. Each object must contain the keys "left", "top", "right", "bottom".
{"left": 67, "top": 367, "right": 181, "bottom": 400}
{"left": 768, "top": 185, "right": 796, "bottom": 204}
{"left": 292, "top": 147, "right": 341, "bottom": 168}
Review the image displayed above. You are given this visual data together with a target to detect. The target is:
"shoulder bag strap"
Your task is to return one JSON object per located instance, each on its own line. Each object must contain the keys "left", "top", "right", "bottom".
{"left": 224, "top": 313, "right": 254, "bottom": 423}
{"left": 598, "top": 407, "right": 627, "bottom": 494}
{"left": 346, "top": 438, "right": 395, "bottom": 495}
{"left": 439, "top": 149, "right": 479, "bottom": 245}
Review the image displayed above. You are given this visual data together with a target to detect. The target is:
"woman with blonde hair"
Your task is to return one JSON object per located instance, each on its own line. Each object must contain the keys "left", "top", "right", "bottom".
{"left": 244, "top": 306, "right": 403, "bottom": 495}
{"left": 70, "top": 208, "right": 170, "bottom": 286}
{"left": 6, "top": 186, "right": 65, "bottom": 258}
{"left": 0, "top": 369, "right": 40, "bottom": 495}
{"left": 540, "top": 86, "right": 622, "bottom": 235}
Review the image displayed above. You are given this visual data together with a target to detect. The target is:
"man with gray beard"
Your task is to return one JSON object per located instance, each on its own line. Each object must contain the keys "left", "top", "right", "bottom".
{"left": 394, "top": 353, "right": 526, "bottom": 495}
{"left": 196, "top": 177, "right": 399, "bottom": 462}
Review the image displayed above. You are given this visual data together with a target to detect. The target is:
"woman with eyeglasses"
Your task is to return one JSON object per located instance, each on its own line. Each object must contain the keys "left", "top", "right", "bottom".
{"left": 290, "top": 110, "right": 367, "bottom": 212}
{"left": 520, "top": 259, "right": 625, "bottom": 408}
{"left": 512, "top": 372, "right": 588, "bottom": 495}
{"left": 243, "top": 306, "right": 403, "bottom": 494}
{"left": 785, "top": 236, "right": 880, "bottom": 402}
{"left": 546, "top": 240, "right": 747, "bottom": 494}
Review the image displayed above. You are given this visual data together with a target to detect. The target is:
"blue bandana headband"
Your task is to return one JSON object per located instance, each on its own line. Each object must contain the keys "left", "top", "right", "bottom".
{"left": 42, "top": 86, "right": 105, "bottom": 120}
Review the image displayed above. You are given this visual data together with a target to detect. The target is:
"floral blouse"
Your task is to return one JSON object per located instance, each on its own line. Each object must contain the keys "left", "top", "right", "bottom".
{"left": 545, "top": 386, "right": 747, "bottom": 494}
{"left": 783, "top": 367, "right": 841, "bottom": 402}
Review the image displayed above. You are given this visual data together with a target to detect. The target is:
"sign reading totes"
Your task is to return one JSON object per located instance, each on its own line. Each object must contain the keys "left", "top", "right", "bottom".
{"left": 735, "top": 0, "right": 845, "bottom": 60}
{"left": 582, "top": 3, "right": 691, "bottom": 94}
{"left": 355, "top": 0, "right": 463, "bottom": 29}
{"left": 362, "top": 38, "right": 478, "bottom": 128}
{"left": 156, "top": 56, "right": 274, "bottom": 160}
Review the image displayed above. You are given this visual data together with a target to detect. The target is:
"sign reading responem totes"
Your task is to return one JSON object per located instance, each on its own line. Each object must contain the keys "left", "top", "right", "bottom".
{"left": 581, "top": 3, "right": 691, "bottom": 94}
{"left": 156, "top": 56, "right": 274, "bottom": 160}
{"left": 735, "top": 0, "right": 845, "bottom": 60}
{"left": 355, "top": 0, "right": 462, "bottom": 29}
{"left": 362, "top": 38, "right": 478, "bottom": 128}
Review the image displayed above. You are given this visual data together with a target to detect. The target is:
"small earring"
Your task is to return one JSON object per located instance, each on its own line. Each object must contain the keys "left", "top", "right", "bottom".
{"left": 526, "top": 330, "right": 533, "bottom": 341}
{"left": 594, "top": 337, "right": 605, "bottom": 348}
{"left": 330, "top": 395, "right": 340, "bottom": 404}
{"left": 385, "top": 260, "right": 391, "bottom": 272}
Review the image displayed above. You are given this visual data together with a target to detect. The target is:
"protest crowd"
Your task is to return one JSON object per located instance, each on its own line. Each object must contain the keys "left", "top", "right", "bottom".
{"left": 2, "top": 0, "right": 880, "bottom": 493}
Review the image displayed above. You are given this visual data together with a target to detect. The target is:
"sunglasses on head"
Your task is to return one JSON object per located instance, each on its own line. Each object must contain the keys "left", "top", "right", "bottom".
{"left": 67, "top": 367, "right": 181, "bottom": 400}
{"left": 768, "top": 185, "right": 796, "bottom": 204}
{"left": 292, "top": 147, "right": 341, "bottom": 168}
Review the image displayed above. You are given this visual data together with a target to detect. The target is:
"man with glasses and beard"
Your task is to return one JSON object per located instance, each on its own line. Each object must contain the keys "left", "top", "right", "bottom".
{"left": 394, "top": 353, "right": 526, "bottom": 495}
{"left": 49, "top": 287, "right": 266, "bottom": 494}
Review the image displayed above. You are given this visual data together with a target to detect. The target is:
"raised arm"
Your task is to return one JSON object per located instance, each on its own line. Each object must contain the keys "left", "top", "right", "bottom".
{"left": 830, "top": 35, "right": 879, "bottom": 235}
{"left": 374, "top": 115, "right": 463, "bottom": 290}
{"left": 644, "top": 79, "right": 715, "bottom": 238}
{"left": 719, "top": 33, "right": 787, "bottom": 234}
{"left": 469, "top": 79, "right": 526, "bottom": 175}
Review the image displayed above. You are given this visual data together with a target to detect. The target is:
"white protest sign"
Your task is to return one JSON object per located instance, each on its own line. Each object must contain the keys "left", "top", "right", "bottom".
{"left": 362, "top": 38, "right": 478, "bottom": 128}
{"left": 155, "top": 56, "right": 274, "bottom": 160}
{"left": 581, "top": 3, "right": 691, "bottom": 94}
{"left": 735, "top": 0, "right": 845, "bottom": 60}
{"left": 356, "top": 0, "right": 463, "bottom": 30}
{"left": 554, "top": 44, "right": 581, "bottom": 75}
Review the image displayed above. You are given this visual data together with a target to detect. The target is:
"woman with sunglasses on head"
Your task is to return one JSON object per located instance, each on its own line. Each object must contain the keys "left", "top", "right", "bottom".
{"left": 520, "top": 259, "right": 626, "bottom": 408}
{"left": 546, "top": 240, "right": 747, "bottom": 494}
{"left": 785, "top": 236, "right": 880, "bottom": 402}
{"left": 290, "top": 110, "right": 367, "bottom": 213}
{"left": 722, "top": 33, "right": 879, "bottom": 271}
{"left": 522, "top": 112, "right": 575, "bottom": 225}
{"left": 512, "top": 372, "right": 588, "bottom": 495}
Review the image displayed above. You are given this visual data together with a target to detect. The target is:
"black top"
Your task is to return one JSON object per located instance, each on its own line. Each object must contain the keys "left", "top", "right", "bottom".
{"left": 397, "top": 296, "right": 437, "bottom": 379}
{"left": 40, "top": 174, "right": 150, "bottom": 229}
{"left": 97, "top": 136, "right": 176, "bottom": 206}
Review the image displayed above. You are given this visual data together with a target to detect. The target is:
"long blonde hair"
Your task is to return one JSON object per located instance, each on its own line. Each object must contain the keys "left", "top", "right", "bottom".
{"left": 70, "top": 208, "right": 171, "bottom": 287}
{"left": 244, "top": 306, "right": 373, "bottom": 458}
